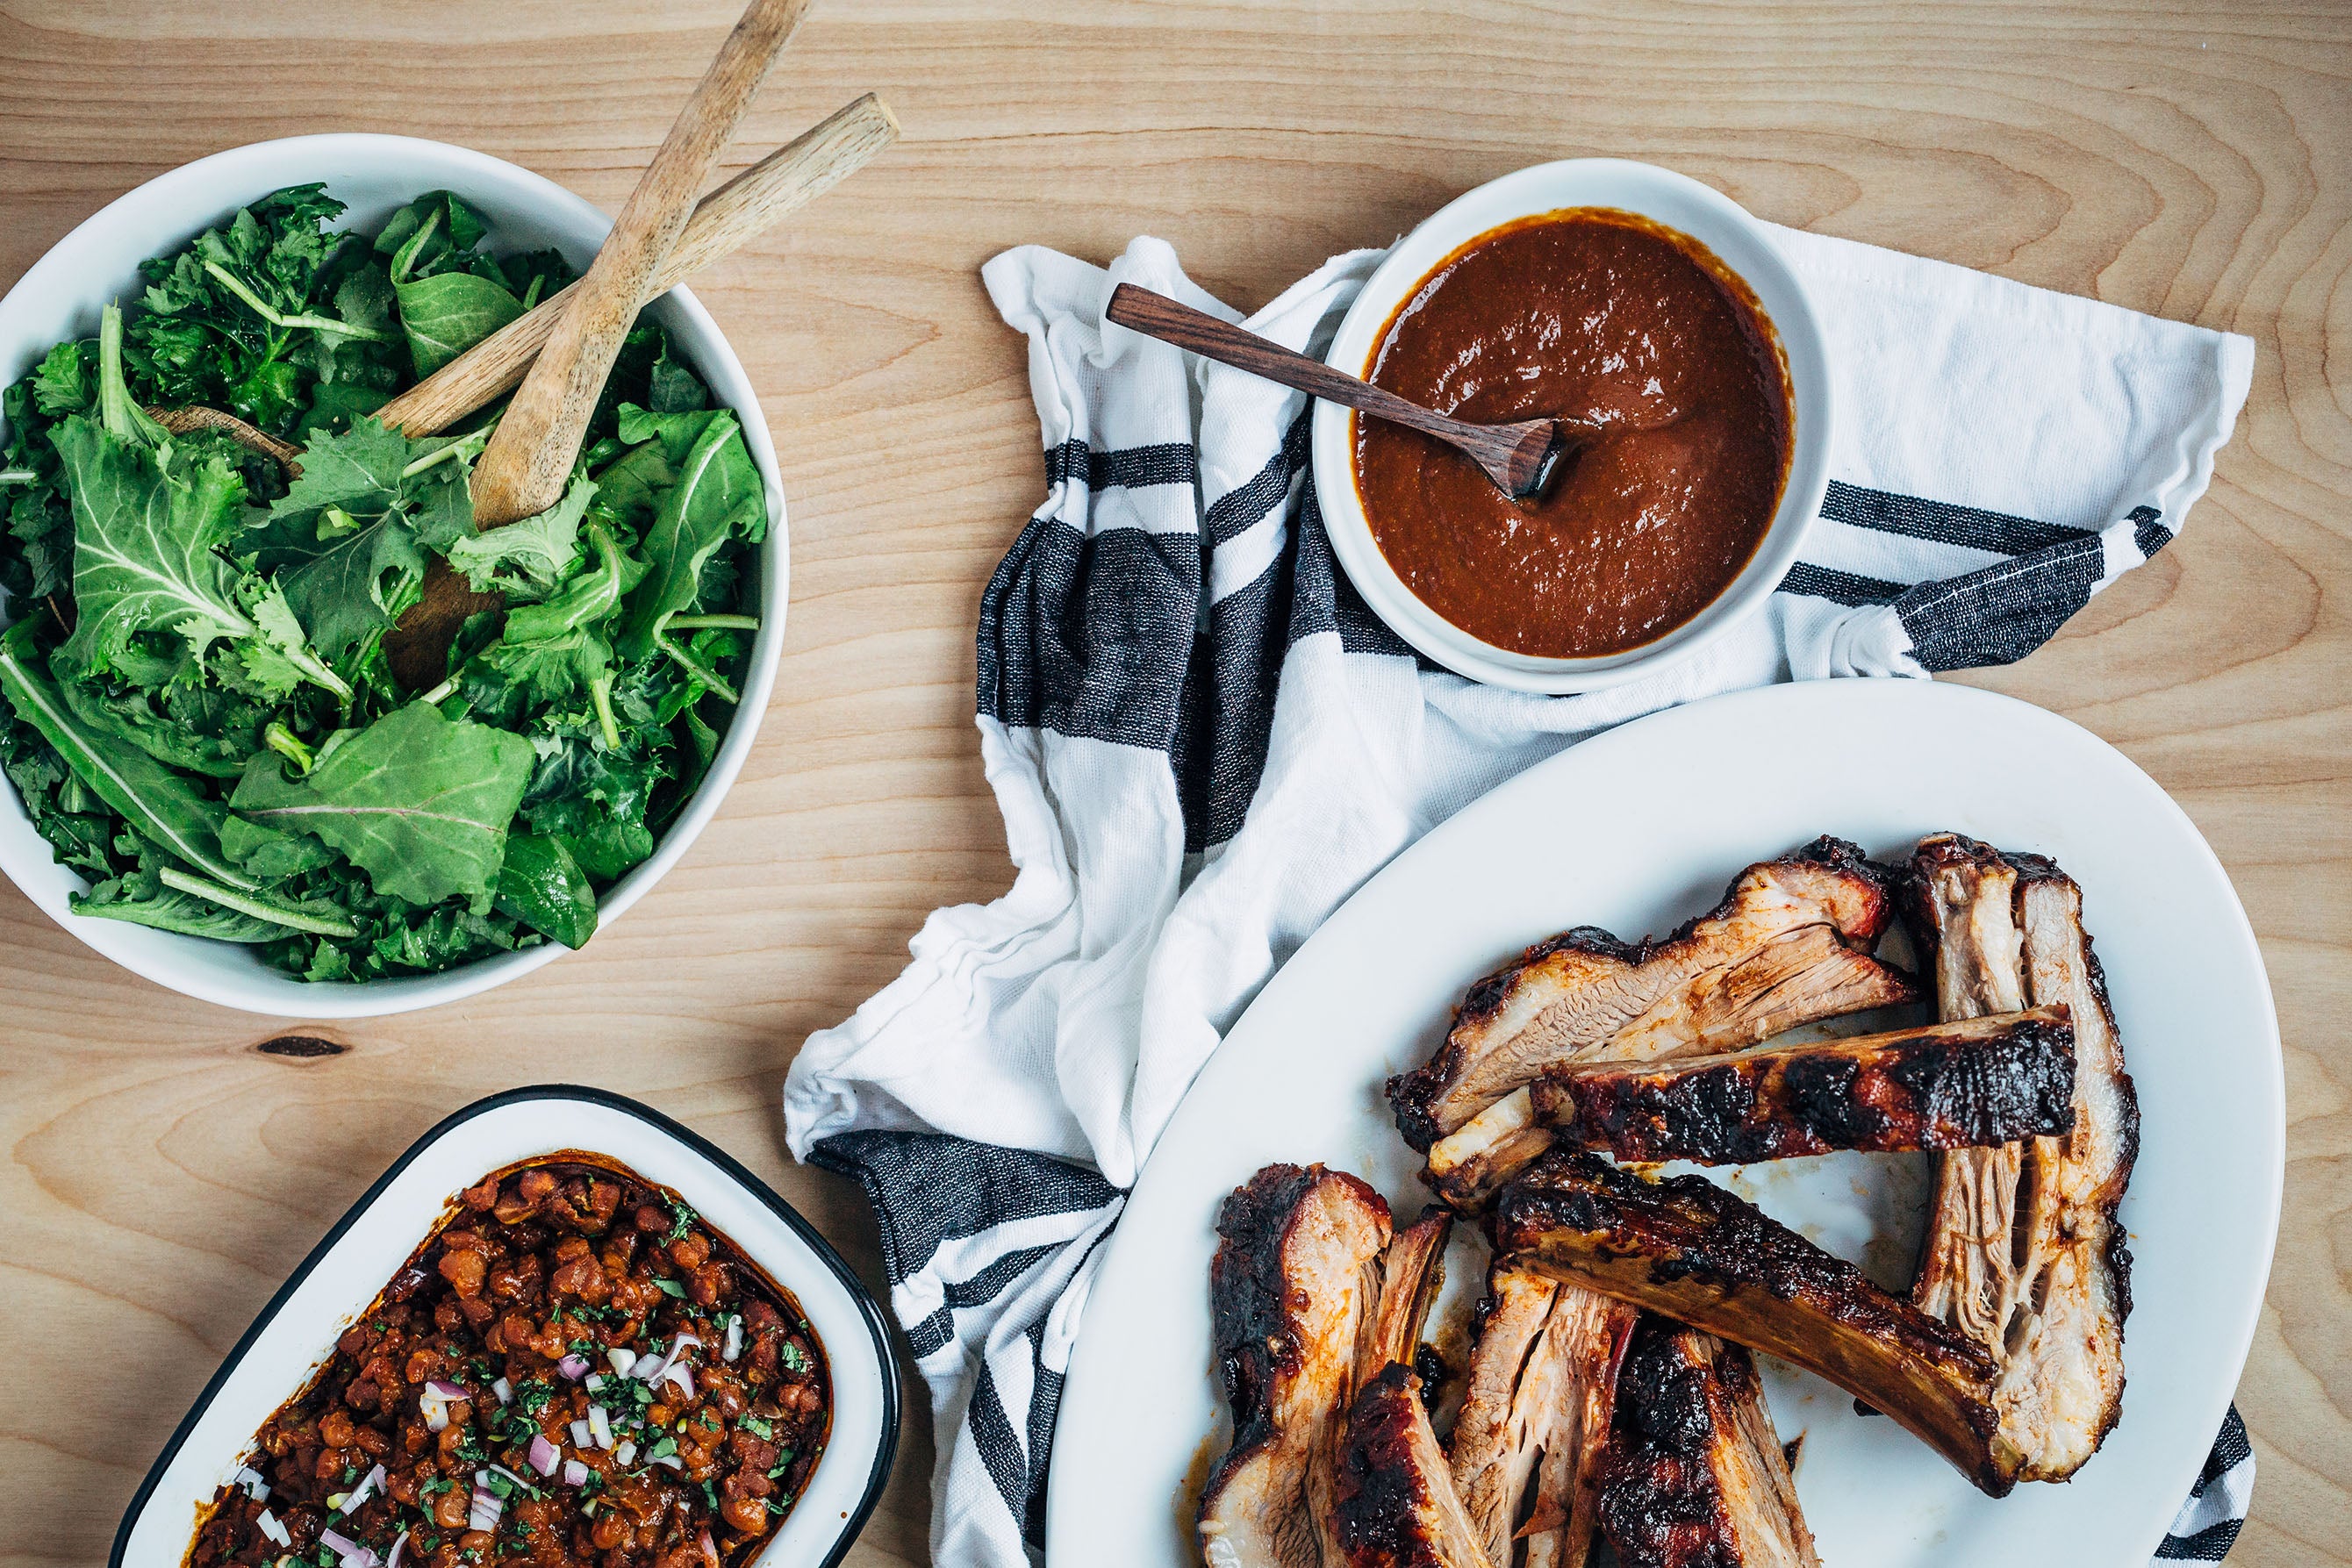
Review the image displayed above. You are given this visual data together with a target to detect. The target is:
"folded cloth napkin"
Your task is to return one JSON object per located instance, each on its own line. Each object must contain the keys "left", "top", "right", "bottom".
{"left": 784, "top": 226, "right": 2255, "bottom": 1566}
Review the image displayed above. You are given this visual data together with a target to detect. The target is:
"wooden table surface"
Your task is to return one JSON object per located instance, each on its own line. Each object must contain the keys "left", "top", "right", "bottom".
{"left": 1, "top": 3, "right": 2343, "bottom": 1564}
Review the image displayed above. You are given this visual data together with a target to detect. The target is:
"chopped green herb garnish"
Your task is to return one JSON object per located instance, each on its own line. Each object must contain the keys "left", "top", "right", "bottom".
{"left": 646, "top": 1435, "right": 678, "bottom": 1461}
{"left": 653, "top": 1276, "right": 686, "bottom": 1298}
{"left": 664, "top": 1196, "right": 697, "bottom": 1242}
{"left": 739, "top": 1415, "right": 772, "bottom": 1439}
{"left": 779, "top": 1342, "right": 808, "bottom": 1373}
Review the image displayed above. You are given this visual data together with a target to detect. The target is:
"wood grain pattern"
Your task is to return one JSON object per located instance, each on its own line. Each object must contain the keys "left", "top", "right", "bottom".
{"left": 0, "top": 3, "right": 2343, "bottom": 1565}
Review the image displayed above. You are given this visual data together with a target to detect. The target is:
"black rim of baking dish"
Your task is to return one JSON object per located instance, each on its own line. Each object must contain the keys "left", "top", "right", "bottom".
{"left": 108, "top": 1083, "right": 903, "bottom": 1568}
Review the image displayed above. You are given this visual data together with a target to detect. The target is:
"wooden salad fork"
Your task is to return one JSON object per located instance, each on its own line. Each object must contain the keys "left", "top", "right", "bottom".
{"left": 1104, "top": 282, "right": 1576, "bottom": 501}
{"left": 470, "top": 0, "right": 815, "bottom": 526}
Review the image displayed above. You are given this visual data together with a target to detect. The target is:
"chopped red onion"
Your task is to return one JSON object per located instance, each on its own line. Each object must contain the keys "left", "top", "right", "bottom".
{"left": 563, "top": 1459, "right": 590, "bottom": 1488}
{"left": 556, "top": 1353, "right": 590, "bottom": 1380}
{"left": 385, "top": 1531, "right": 410, "bottom": 1568}
{"left": 606, "top": 1347, "right": 638, "bottom": 1378}
{"left": 614, "top": 1439, "right": 637, "bottom": 1466}
{"left": 256, "top": 1510, "right": 291, "bottom": 1549}
{"left": 570, "top": 1418, "right": 592, "bottom": 1448}
{"left": 584, "top": 1371, "right": 606, "bottom": 1392}
{"left": 423, "top": 1379, "right": 468, "bottom": 1401}
{"left": 468, "top": 1481, "right": 503, "bottom": 1534}
{"left": 343, "top": 1463, "right": 388, "bottom": 1512}
{"left": 491, "top": 1377, "right": 513, "bottom": 1406}
{"left": 424, "top": 1403, "right": 449, "bottom": 1434}
{"left": 721, "top": 1315, "right": 742, "bottom": 1363}
{"left": 661, "top": 1363, "right": 695, "bottom": 1401}
{"left": 319, "top": 1528, "right": 378, "bottom": 1568}
{"left": 649, "top": 1452, "right": 685, "bottom": 1472}
{"left": 527, "top": 1435, "right": 560, "bottom": 1478}
{"left": 587, "top": 1403, "right": 613, "bottom": 1450}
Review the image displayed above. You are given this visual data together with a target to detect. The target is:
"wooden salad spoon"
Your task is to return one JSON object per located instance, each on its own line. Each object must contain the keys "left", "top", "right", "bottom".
{"left": 470, "top": 0, "right": 814, "bottom": 527}
{"left": 1104, "top": 282, "right": 1577, "bottom": 501}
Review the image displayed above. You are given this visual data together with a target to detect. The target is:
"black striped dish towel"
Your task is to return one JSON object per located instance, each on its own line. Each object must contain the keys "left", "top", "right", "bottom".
{"left": 784, "top": 228, "right": 2256, "bottom": 1566}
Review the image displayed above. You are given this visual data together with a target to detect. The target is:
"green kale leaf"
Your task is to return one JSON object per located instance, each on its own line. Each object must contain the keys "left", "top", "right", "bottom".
{"left": 394, "top": 272, "right": 523, "bottom": 377}
{"left": 229, "top": 700, "right": 536, "bottom": 906}
{"left": 494, "top": 833, "right": 597, "bottom": 949}
{"left": 615, "top": 410, "right": 761, "bottom": 657}
{"left": 0, "top": 620, "right": 255, "bottom": 889}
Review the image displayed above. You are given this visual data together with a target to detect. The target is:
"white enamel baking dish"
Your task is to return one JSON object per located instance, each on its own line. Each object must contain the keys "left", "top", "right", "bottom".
{"left": 108, "top": 1086, "right": 899, "bottom": 1568}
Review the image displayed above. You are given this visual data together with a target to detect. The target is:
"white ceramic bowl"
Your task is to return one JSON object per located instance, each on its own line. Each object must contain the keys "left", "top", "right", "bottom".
{"left": 0, "top": 134, "right": 787, "bottom": 1016}
{"left": 110, "top": 1086, "right": 900, "bottom": 1568}
{"left": 1311, "top": 159, "right": 1833, "bottom": 692}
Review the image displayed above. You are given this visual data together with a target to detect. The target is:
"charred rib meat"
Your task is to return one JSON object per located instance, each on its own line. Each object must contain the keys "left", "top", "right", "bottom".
{"left": 1906, "top": 837, "right": 2140, "bottom": 1482}
{"left": 1201, "top": 1164, "right": 1395, "bottom": 1568}
{"left": 1490, "top": 1149, "right": 2018, "bottom": 1495}
{"left": 1598, "top": 1320, "right": 1819, "bottom": 1568}
{"left": 1334, "top": 1364, "right": 1495, "bottom": 1568}
{"left": 1391, "top": 837, "right": 1918, "bottom": 1156}
{"left": 1525, "top": 1007, "right": 2077, "bottom": 1166}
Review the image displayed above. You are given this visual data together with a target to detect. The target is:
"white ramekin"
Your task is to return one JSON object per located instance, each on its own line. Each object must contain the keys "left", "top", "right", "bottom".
{"left": 0, "top": 135, "right": 788, "bottom": 1017}
{"left": 1310, "top": 159, "right": 1832, "bottom": 693}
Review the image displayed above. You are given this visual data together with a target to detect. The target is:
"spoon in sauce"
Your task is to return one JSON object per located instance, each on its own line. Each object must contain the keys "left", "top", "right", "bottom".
{"left": 1105, "top": 283, "right": 1583, "bottom": 501}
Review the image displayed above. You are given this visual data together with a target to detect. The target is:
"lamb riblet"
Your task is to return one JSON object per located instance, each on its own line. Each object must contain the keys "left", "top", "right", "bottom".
{"left": 1524, "top": 1006, "right": 2076, "bottom": 1166}
{"left": 1389, "top": 837, "right": 1915, "bottom": 1155}
{"left": 1201, "top": 1164, "right": 1394, "bottom": 1568}
{"left": 1490, "top": 1149, "right": 2019, "bottom": 1496}
{"left": 1597, "top": 1320, "right": 1819, "bottom": 1568}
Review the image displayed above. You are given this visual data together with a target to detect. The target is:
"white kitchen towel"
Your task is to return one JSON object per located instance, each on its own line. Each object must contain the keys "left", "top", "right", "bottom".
{"left": 785, "top": 227, "right": 2256, "bottom": 1566}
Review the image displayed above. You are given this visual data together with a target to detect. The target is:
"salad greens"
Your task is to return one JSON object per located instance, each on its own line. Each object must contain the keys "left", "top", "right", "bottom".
{"left": 0, "top": 184, "right": 764, "bottom": 979}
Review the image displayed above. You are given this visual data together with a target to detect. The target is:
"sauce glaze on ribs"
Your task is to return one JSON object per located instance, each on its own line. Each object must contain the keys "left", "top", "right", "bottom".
{"left": 1395, "top": 837, "right": 1918, "bottom": 1184}
{"left": 1201, "top": 1164, "right": 1394, "bottom": 1568}
{"left": 1598, "top": 1320, "right": 1820, "bottom": 1568}
{"left": 1524, "top": 1006, "right": 2077, "bottom": 1166}
{"left": 1906, "top": 836, "right": 2139, "bottom": 1482}
{"left": 1490, "top": 1149, "right": 2019, "bottom": 1496}
{"left": 1334, "top": 1365, "right": 1495, "bottom": 1568}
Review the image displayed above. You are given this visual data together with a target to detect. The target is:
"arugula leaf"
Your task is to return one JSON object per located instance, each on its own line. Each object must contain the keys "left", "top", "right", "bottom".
{"left": 646, "top": 340, "right": 708, "bottom": 414}
{"left": 219, "top": 813, "right": 337, "bottom": 881}
{"left": 616, "top": 411, "right": 761, "bottom": 658}
{"left": 0, "top": 621, "right": 255, "bottom": 889}
{"left": 0, "top": 703, "right": 117, "bottom": 879}
{"left": 278, "top": 514, "right": 427, "bottom": 667}
{"left": 394, "top": 272, "right": 522, "bottom": 377}
{"left": 494, "top": 834, "right": 596, "bottom": 949}
{"left": 230, "top": 700, "right": 535, "bottom": 905}
{"left": 446, "top": 474, "right": 594, "bottom": 598}
{"left": 53, "top": 669, "right": 256, "bottom": 779}
{"left": 74, "top": 860, "right": 355, "bottom": 942}
{"left": 506, "top": 522, "right": 636, "bottom": 642}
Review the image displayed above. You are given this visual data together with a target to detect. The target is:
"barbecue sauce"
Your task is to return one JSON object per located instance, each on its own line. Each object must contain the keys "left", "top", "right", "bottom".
{"left": 1353, "top": 208, "right": 1793, "bottom": 657}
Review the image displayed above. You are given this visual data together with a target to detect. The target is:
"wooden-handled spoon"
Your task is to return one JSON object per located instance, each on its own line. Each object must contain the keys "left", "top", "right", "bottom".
{"left": 376, "top": 92, "right": 897, "bottom": 440}
{"left": 1104, "top": 282, "right": 1574, "bottom": 501}
{"left": 470, "top": 0, "right": 814, "bottom": 526}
